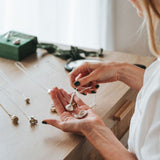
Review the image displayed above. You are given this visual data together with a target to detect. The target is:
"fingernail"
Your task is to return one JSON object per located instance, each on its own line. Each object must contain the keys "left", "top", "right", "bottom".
{"left": 95, "top": 84, "right": 100, "bottom": 88}
{"left": 42, "top": 121, "right": 47, "bottom": 124}
{"left": 74, "top": 81, "right": 80, "bottom": 87}
{"left": 91, "top": 90, "right": 96, "bottom": 94}
{"left": 81, "top": 92, "right": 86, "bottom": 95}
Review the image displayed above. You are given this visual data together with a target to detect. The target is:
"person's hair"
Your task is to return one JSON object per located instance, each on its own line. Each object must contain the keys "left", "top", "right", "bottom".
{"left": 139, "top": 0, "right": 160, "bottom": 57}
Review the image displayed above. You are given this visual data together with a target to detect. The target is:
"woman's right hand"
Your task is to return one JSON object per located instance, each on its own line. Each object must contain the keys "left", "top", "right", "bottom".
{"left": 69, "top": 62, "right": 121, "bottom": 94}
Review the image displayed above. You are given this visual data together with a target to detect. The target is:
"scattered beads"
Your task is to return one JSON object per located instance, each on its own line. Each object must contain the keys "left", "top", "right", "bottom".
{"left": 50, "top": 106, "right": 57, "bottom": 113}
{"left": 29, "top": 116, "right": 38, "bottom": 126}
{"left": 11, "top": 115, "right": 19, "bottom": 125}
{"left": 25, "top": 98, "right": 30, "bottom": 104}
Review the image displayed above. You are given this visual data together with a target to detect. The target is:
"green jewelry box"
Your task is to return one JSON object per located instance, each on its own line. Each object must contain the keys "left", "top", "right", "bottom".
{"left": 0, "top": 31, "right": 38, "bottom": 61}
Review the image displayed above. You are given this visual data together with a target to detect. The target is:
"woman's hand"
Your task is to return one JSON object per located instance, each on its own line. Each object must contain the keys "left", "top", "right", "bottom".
{"left": 42, "top": 87, "right": 137, "bottom": 160}
{"left": 42, "top": 87, "right": 105, "bottom": 134}
{"left": 69, "top": 62, "right": 145, "bottom": 92}
{"left": 69, "top": 62, "right": 121, "bottom": 94}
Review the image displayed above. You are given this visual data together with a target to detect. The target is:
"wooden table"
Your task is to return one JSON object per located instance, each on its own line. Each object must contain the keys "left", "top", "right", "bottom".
{"left": 0, "top": 49, "right": 155, "bottom": 160}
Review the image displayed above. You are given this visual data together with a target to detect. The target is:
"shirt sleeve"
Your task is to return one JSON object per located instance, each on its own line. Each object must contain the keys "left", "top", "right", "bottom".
{"left": 140, "top": 90, "right": 160, "bottom": 160}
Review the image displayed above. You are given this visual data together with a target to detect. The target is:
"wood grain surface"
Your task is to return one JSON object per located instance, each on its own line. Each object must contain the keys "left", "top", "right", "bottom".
{"left": 0, "top": 48, "right": 155, "bottom": 160}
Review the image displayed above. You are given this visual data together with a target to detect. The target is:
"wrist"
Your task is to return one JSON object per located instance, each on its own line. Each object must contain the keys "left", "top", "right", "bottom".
{"left": 116, "top": 62, "right": 129, "bottom": 81}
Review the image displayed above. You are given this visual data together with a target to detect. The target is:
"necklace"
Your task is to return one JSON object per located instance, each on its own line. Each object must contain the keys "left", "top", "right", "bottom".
{"left": 0, "top": 70, "right": 30, "bottom": 104}
{"left": 0, "top": 104, "right": 19, "bottom": 125}
{"left": 15, "top": 62, "right": 50, "bottom": 92}
{"left": 0, "top": 86, "right": 38, "bottom": 126}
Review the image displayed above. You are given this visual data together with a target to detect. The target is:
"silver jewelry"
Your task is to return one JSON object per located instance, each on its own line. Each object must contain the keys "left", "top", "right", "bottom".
{"left": 65, "top": 92, "right": 76, "bottom": 111}
{"left": 13, "top": 38, "right": 20, "bottom": 45}
{"left": 14, "top": 62, "right": 53, "bottom": 107}
{"left": 0, "top": 70, "right": 30, "bottom": 105}
{"left": 73, "top": 110, "right": 88, "bottom": 119}
{"left": 4, "top": 32, "right": 11, "bottom": 41}
{"left": 0, "top": 86, "right": 38, "bottom": 126}
{"left": 0, "top": 104, "right": 19, "bottom": 125}
{"left": 15, "top": 62, "right": 49, "bottom": 92}
{"left": 29, "top": 116, "right": 38, "bottom": 126}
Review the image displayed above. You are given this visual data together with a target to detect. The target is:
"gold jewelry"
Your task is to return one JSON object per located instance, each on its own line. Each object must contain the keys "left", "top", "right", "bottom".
{"left": 50, "top": 105, "right": 57, "bottom": 113}
{"left": 0, "top": 70, "right": 30, "bottom": 105}
{"left": 0, "top": 86, "right": 38, "bottom": 126}
{"left": 0, "top": 104, "right": 19, "bottom": 125}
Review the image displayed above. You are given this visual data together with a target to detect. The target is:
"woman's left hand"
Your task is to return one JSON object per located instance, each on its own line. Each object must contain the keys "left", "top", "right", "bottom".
{"left": 42, "top": 87, "right": 105, "bottom": 135}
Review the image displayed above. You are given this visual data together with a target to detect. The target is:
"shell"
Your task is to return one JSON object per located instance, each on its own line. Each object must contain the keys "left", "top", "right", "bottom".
{"left": 65, "top": 104, "right": 74, "bottom": 111}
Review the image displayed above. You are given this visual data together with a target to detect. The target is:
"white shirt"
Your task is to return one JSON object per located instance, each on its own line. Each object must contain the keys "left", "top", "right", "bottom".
{"left": 128, "top": 58, "right": 160, "bottom": 160}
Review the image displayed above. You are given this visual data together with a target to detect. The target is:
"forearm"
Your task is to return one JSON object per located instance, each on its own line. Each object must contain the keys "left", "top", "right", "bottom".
{"left": 83, "top": 125, "right": 137, "bottom": 160}
{"left": 117, "top": 63, "right": 145, "bottom": 91}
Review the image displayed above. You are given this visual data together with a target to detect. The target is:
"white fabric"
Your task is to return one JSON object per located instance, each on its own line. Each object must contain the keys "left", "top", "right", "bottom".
{"left": 128, "top": 58, "right": 160, "bottom": 160}
{"left": 0, "top": 0, "right": 113, "bottom": 50}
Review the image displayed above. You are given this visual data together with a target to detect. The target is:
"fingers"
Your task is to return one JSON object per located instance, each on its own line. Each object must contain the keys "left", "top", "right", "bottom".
{"left": 42, "top": 119, "right": 63, "bottom": 130}
{"left": 69, "top": 64, "right": 87, "bottom": 88}
{"left": 50, "top": 87, "right": 65, "bottom": 114}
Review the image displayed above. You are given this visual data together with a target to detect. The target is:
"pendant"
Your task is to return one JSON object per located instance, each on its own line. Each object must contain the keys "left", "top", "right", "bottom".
{"left": 65, "top": 103, "right": 74, "bottom": 111}
{"left": 25, "top": 98, "right": 30, "bottom": 104}
{"left": 10, "top": 115, "right": 19, "bottom": 125}
{"left": 29, "top": 116, "right": 38, "bottom": 126}
{"left": 73, "top": 110, "right": 88, "bottom": 119}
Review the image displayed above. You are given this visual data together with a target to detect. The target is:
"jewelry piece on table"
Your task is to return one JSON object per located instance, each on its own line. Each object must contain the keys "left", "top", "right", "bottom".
{"left": 29, "top": 116, "right": 38, "bottom": 126}
{"left": 13, "top": 38, "right": 20, "bottom": 45}
{"left": 0, "top": 86, "right": 38, "bottom": 126}
{"left": 65, "top": 92, "right": 76, "bottom": 111}
{"left": 0, "top": 70, "right": 30, "bottom": 105}
{"left": 4, "top": 32, "right": 11, "bottom": 41}
{"left": 73, "top": 110, "right": 88, "bottom": 119}
{"left": 50, "top": 105, "right": 57, "bottom": 113}
{"left": 0, "top": 104, "right": 19, "bottom": 125}
{"left": 15, "top": 62, "right": 53, "bottom": 106}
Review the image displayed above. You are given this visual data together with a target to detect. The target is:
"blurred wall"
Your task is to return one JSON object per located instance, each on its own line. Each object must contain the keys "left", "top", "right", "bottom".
{"left": 113, "top": 0, "right": 151, "bottom": 56}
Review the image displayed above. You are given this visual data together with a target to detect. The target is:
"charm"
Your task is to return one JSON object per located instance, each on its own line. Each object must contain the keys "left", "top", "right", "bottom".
{"left": 73, "top": 110, "right": 88, "bottom": 119}
{"left": 65, "top": 92, "right": 76, "bottom": 111}
{"left": 50, "top": 105, "right": 57, "bottom": 113}
{"left": 29, "top": 116, "right": 38, "bottom": 126}
{"left": 13, "top": 38, "right": 20, "bottom": 45}
{"left": 10, "top": 115, "right": 19, "bottom": 125}
{"left": 0, "top": 104, "right": 19, "bottom": 125}
{"left": 65, "top": 103, "right": 74, "bottom": 111}
{"left": 25, "top": 98, "right": 30, "bottom": 104}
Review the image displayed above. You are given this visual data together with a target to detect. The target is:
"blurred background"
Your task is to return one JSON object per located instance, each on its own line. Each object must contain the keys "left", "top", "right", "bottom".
{"left": 0, "top": 0, "right": 151, "bottom": 56}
